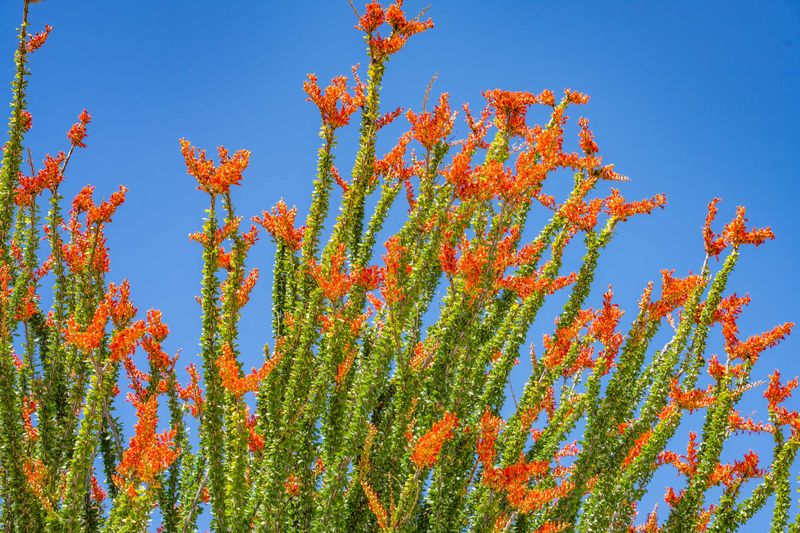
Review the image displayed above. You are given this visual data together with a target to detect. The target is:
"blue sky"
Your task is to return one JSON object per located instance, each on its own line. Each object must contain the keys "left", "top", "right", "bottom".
{"left": 2, "top": 0, "right": 798, "bottom": 529}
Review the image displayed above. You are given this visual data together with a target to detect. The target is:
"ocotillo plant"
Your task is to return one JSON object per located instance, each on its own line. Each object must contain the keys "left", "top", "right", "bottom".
{"left": 0, "top": 0, "right": 796, "bottom": 531}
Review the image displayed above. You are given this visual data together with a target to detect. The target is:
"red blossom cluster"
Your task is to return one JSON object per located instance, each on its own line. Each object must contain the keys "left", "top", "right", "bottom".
{"left": 303, "top": 71, "right": 366, "bottom": 129}
{"left": 114, "top": 394, "right": 179, "bottom": 497}
{"left": 669, "top": 379, "right": 716, "bottom": 413}
{"left": 253, "top": 200, "right": 305, "bottom": 251}
{"left": 15, "top": 152, "right": 66, "bottom": 207}
{"left": 356, "top": 0, "right": 434, "bottom": 60}
{"left": 483, "top": 90, "right": 538, "bottom": 135}
{"left": 20, "top": 110, "right": 32, "bottom": 132}
{"left": 659, "top": 433, "right": 763, "bottom": 509}
{"left": 410, "top": 411, "right": 458, "bottom": 469}
{"left": 703, "top": 199, "right": 775, "bottom": 257}
{"left": 647, "top": 270, "right": 706, "bottom": 320}
{"left": 604, "top": 189, "right": 667, "bottom": 221}
{"left": 764, "top": 371, "right": 800, "bottom": 432}
{"left": 67, "top": 109, "right": 91, "bottom": 148}
{"left": 406, "top": 93, "right": 455, "bottom": 150}
{"left": 714, "top": 293, "right": 794, "bottom": 365}
{"left": 216, "top": 343, "right": 284, "bottom": 398}
{"left": 179, "top": 139, "right": 251, "bottom": 196}
{"left": 477, "top": 409, "right": 574, "bottom": 514}
{"left": 25, "top": 24, "right": 52, "bottom": 53}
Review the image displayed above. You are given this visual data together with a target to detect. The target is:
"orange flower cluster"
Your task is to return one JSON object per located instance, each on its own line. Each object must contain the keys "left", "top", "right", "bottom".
{"left": 764, "top": 371, "right": 800, "bottom": 431}
{"left": 648, "top": 270, "right": 706, "bottom": 320}
{"left": 559, "top": 193, "right": 604, "bottom": 233}
{"left": 108, "top": 279, "right": 137, "bottom": 325}
{"left": 623, "top": 430, "right": 653, "bottom": 468}
{"left": 109, "top": 319, "right": 146, "bottom": 362}
{"left": 253, "top": 200, "right": 305, "bottom": 250}
{"left": 177, "top": 363, "right": 204, "bottom": 417}
{"left": 246, "top": 409, "right": 264, "bottom": 452}
{"left": 406, "top": 93, "right": 455, "bottom": 150}
{"left": 114, "top": 394, "right": 179, "bottom": 497}
{"left": 380, "top": 236, "right": 410, "bottom": 306}
{"left": 500, "top": 270, "right": 577, "bottom": 301}
{"left": 564, "top": 89, "right": 590, "bottom": 105}
{"left": 284, "top": 473, "right": 301, "bottom": 496}
{"left": 22, "top": 396, "right": 37, "bottom": 442}
{"left": 141, "top": 310, "right": 176, "bottom": 372}
{"left": 703, "top": 199, "right": 775, "bottom": 257}
{"left": 483, "top": 90, "right": 538, "bottom": 135}
{"left": 477, "top": 410, "right": 567, "bottom": 513}
{"left": 25, "top": 24, "right": 52, "bottom": 53}
{"left": 335, "top": 343, "right": 358, "bottom": 385}
{"left": 440, "top": 227, "right": 562, "bottom": 302}
{"left": 20, "top": 110, "right": 32, "bottom": 132}
{"left": 234, "top": 268, "right": 260, "bottom": 309}
{"left": 64, "top": 299, "right": 110, "bottom": 354}
{"left": 717, "top": 296, "right": 793, "bottom": 364}
{"left": 410, "top": 412, "right": 458, "bottom": 469}
{"left": 374, "top": 132, "right": 420, "bottom": 205}
{"left": 727, "top": 410, "right": 773, "bottom": 435}
{"left": 357, "top": 0, "right": 434, "bottom": 60}
{"left": 303, "top": 72, "right": 365, "bottom": 129}
{"left": 540, "top": 310, "right": 596, "bottom": 373}
{"left": 216, "top": 343, "right": 283, "bottom": 398}
{"left": 86, "top": 186, "right": 127, "bottom": 226}
{"left": 577, "top": 117, "right": 598, "bottom": 155}
{"left": 668, "top": 379, "right": 716, "bottom": 413}
{"left": 477, "top": 408, "right": 504, "bottom": 467}
{"left": 90, "top": 476, "right": 107, "bottom": 504}
{"left": 15, "top": 152, "right": 65, "bottom": 207}
{"left": 604, "top": 189, "right": 667, "bottom": 221}
{"left": 67, "top": 109, "right": 91, "bottom": 148}
{"left": 179, "top": 139, "right": 251, "bottom": 196}
{"left": 308, "top": 244, "right": 361, "bottom": 301}
{"left": 481, "top": 449, "right": 569, "bottom": 514}
{"left": 589, "top": 288, "right": 625, "bottom": 370}
{"left": 659, "top": 433, "right": 762, "bottom": 494}
{"left": 409, "top": 340, "right": 437, "bottom": 371}
{"left": 360, "top": 477, "right": 389, "bottom": 530}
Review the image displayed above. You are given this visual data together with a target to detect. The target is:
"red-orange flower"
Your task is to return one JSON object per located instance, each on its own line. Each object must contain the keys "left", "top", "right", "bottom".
{"left": 254, "top": 200, "right": 305, "bottom": 250}
{"left": 669, "top": 379, "right": 715, "bottom": 413}
{"left": 477, "top": 408, "right": 504, "bottom": 468}
{"left": 308, "top": 243, "right": 360, "bottom": 301}
{"left": 67, "top": 109, "right": 91, "bottom": 148}
{"left": 722, "top": 206, "right": 775, "bottom": 248}
{"left": 380, "top": 236, "right": 410, "bottom": 306}
{"left": 26, "top": 25, "right": 52, "bottom": 53}
{"left": 360, "top": 478, "right": 389, "bottom": 529}
{"left": 703, "top": 199, "right": 775, "bottom": 257}
{"left": 564, "top": 88, "right": 590, "bottom": 105}
{"left": 178, "top": 364, "right": 204, "bottom": 417}
{"left": 179, "top": 139, "right": 251, "bottom": 196}
{"left": 87, "top": 185, "right": 127, "bottom": 225}
{"left": 483, "top": 90, "right": 538, "bottom": 135}
{"left": 20, "top": 110, "right": 32, "bottom": 132}
{"left": 114, "top": 394, "right": 179, "bottom": 495}
{"left": 648, "top": 270, "right": 706, "bottom": 320}
{"left": 604, "top": 189, "right": 666, "bottom": 221}
{"left": 216, "top": 343, "right": 284, "bottom": 397}
{"left": 728, "top": 322, "right": 793, "bottom": 364}
{"left": 64, "top": 300, "right": 110, "bottom": 353}
{"left": 303, "top": 72, "right": 365, "bottom": 129}
{"left": 358, "top": 1, "right": 434, "bottom": 60}
{"left": 406, "top": 93, "right": 455, "bottom": 150}
{"left": 410, "top": 412, "right": 458, "bottom": 469}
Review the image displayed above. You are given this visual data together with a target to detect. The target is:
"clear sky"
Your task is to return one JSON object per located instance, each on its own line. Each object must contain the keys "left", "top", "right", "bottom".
{"left": 2, "top": 0, "right": 798, "bottom": 529}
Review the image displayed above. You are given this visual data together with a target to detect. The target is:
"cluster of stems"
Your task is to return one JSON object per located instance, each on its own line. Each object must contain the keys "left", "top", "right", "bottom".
{"left": 0, "top": 1, "right": 796, "bottom": 532}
